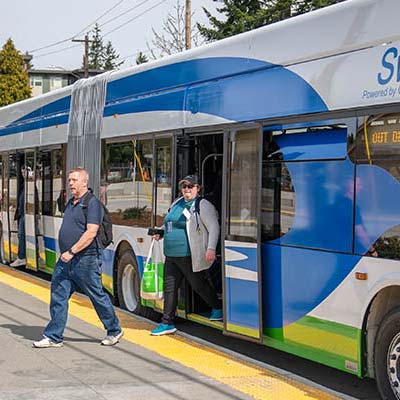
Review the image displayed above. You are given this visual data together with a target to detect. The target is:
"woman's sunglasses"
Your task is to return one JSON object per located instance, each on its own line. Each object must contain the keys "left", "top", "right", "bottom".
{"left": 180, "top": 184, "right": 194, "bottom": 189}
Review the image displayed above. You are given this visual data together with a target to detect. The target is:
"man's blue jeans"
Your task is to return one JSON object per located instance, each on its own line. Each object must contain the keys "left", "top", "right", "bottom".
{"left": 44, "top": 252, "right": 121, "bottom": 343}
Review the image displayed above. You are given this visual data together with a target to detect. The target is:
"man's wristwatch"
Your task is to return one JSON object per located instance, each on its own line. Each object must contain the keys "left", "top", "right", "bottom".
{"left": 68, "top": 249, "right": 76, "bottom": 256}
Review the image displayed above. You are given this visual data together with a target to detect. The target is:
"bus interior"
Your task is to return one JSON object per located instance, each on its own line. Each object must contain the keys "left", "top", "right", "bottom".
{"left": 176, "top": 131, "right": 224, "bottom": 325}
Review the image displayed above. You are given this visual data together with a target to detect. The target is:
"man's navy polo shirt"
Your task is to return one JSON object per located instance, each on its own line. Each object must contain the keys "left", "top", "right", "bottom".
{"left": 58, "top": 191, "right": 103, "bottom": 255}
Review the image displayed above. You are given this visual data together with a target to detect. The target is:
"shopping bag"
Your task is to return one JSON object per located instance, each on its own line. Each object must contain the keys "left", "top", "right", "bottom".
{"left": 140, "top": 239, "right": 164, "bottom": 300}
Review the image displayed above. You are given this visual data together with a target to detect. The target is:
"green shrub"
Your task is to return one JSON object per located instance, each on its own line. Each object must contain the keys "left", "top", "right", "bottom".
{"left": 122, "top": 206, "right": 147, "bottom": 220}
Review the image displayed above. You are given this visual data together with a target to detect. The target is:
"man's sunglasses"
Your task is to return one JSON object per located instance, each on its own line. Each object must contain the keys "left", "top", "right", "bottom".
{"left": 180, "top": 184, "right": 194, "bottom": 189}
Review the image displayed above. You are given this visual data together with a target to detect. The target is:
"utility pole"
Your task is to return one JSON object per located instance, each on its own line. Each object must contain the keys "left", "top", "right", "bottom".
{"left": 72, "top": 34, "right": 90, "bottom": 78}
{"left": 185, "top": 0, "right": 191, "bottom": 50}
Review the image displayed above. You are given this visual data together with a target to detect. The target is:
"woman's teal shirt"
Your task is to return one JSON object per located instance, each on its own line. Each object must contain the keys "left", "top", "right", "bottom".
{"left": 163, "top": 198, "right": 194, "bottom": 257}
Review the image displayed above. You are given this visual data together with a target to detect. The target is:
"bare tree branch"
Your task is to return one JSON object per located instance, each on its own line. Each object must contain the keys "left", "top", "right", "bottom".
{"left": 147, "top": 0, "right": 205, "bottom": 59}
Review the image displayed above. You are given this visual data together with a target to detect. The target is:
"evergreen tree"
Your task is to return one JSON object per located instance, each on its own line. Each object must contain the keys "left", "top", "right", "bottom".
{"left": 88, "top": 24, "right": 104, "bottom": 69}
{"left": 136, "top": 52, "right": 149, "bottom": 65}
{"left": 88, "top": 24, "right": 123, "bottom": 70}
{"left": 0, "top": 38, "right": 31, "bottom": 106}
{"left": 103, "top": 41, "right": 123, "bottom": 70}
{"left": 198, "top": 0, "right": 345, "bottom": 42}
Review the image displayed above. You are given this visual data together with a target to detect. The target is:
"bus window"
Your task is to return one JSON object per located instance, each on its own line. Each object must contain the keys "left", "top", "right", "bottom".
{"left": 41, "top": 152, "right": 52, "bottom": 216}
{"left": 154, "top": 138, "right": 172, "bottom": 227}
{"left": 228, "top": 129, "right": 259, "bottom": 241}
{"left": 262, "top": 126, "right": 354, "bottom": 253}
{"left": 357, "top": 114, "right": 400, "bottom": 161}
{"left": 103, "top": 139, "right": 153, "bottom": 228}
{"left": 356, "top": 113, "right": 400, "bottom": 259}
{"left": 264, "top": 126, "right": 348, "bottom": 162}
{"left": 52, "top": 149, "right": 64, "bottom": 217}
{"left": 261, "top": 162, "right": 295, "bottom": 242}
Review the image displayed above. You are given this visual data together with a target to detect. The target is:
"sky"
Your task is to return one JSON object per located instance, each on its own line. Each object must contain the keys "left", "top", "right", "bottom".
{"left": 0, "top": 0, "right": 221, "bottom": 70}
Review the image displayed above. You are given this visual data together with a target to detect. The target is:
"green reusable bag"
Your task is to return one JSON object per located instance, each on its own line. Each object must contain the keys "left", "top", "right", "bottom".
{"left": 140, "top": 239, "right": 164, "bottom": 300}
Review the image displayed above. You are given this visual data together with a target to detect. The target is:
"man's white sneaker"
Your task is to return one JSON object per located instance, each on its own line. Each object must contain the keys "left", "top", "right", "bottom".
{"left": 10, "top": 258, "right": 26, "bottom": 267}
{"left": 32, "top": 337, "right": 63, "bottom": 348}
{"left": 101, "top": 330, "right": 124, "bottom": 346}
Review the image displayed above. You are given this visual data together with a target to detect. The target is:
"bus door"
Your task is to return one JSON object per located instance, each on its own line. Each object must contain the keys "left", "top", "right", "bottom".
{"left": 0, "top": 154, "right": 10, "bottom": 263}
{"left": 8, "top": 153, "right": 23, "bottom": 262}
{"left": 223, "top": 126, "right": 263, "bottom": 341}
{"left": 35, "top": 152, "right": 47, "bottom": 270}
{"left": 24, "top": 151, "right": 46, "bottom": 271}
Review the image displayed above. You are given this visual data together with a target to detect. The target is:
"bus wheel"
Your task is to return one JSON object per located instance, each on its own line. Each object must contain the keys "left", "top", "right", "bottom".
{"left": 117, "top": 249, "right": 143, "bottom": 314}
{"left": 374, "top": 307, "right": 400, "bottom": 400}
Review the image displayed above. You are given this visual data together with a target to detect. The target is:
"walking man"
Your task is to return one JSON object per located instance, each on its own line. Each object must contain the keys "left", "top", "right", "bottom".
{"left": 33, "top": 167, "right": 123, "bottom": 348}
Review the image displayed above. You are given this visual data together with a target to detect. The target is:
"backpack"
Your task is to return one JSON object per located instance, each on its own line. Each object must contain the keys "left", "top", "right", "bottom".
{"left": 194, "top": 197, "right": 203, "bottom": 215}
{"left": 82, "top": 191, "right": 113, "bottom": 248}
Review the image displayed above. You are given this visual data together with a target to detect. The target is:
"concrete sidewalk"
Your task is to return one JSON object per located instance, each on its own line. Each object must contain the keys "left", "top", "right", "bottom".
{"left": 0, "top": 265, "right": 349, "bottom": 400}
{"left": 0, "top": 280, "right": 251, "bottom": 400}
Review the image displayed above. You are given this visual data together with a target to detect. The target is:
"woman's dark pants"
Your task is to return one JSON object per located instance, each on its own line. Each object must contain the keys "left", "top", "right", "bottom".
{"left": 162, "top": 256, "right": 222, "bottom": 325}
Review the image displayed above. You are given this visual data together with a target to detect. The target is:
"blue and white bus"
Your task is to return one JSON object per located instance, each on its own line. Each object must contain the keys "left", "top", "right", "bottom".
{"left": 1, "top": 0, "right": 400, "bottom": 397}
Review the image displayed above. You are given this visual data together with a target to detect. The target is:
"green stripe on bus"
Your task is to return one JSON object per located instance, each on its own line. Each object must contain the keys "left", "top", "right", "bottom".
{"left": 226, "top": 323, "right": 260, "bottom": 339}
{"left": 263, "top": 316, "right": 362, "bottom": 376}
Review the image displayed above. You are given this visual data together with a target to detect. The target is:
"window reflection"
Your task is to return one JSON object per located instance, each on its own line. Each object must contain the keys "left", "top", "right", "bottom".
{"left": 374, "top": 227, "right": 400, "bottom": 259}
{"left": 357, "top": 112, "right": 400, "bottom": 260}
{"left": 261, "top": 162, "right": 294, "bottom": 242}
{"left": 228, "top": 129, "right": 259, "bottom": 241}
{"left": 52, "top": 149, "right": 64, "bottom": 217}
{"left": 9, "top": 154, "right": 18, "bottom": 224}
{"left": 155, "top": 138, "right": 172, "bottom": 227}
{"left": 103, "top": 139, "right": 154, "bottom": 227}
{"left": 357, "top": 114, "right": 400, "bottom": 161}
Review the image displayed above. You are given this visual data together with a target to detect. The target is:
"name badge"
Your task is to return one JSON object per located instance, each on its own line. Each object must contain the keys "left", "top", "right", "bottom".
{"left": 182, "top": 208, "right": 191, "bottom": 220}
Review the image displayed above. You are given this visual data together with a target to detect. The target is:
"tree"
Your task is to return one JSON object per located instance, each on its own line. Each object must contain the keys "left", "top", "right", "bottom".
{"left": 88, "top": 24, "right": 104, "bottom": 69}
{"left": 147, "top": 0, "right": 203, "bottom": 59}
{"left": 136, "top": 52, "right": 149, "bottom": 65}
{"left": 87, "top": 24, "right": 123, "bottom": 70}
{"left": 198, "top": 0, "right": 345, "bottom": 42}
{"left": 103, "top": 41, "right": 123, "bottom": 70}
{"left": 0, "top": 38, "right": 31, "bottom": 107}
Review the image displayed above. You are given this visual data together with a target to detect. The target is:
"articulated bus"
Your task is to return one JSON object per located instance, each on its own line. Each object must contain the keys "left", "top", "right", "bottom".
{"left": 1, "top": 0, "right": 400, "bottom": 397}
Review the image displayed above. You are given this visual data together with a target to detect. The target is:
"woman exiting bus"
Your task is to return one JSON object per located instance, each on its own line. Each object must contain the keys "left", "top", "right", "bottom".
{"left": 151, "top": 175, "right": 222, "bottom": 336}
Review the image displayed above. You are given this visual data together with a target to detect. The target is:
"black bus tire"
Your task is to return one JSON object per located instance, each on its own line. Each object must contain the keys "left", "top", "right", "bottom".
{"left": 116, "top": 249, "right": 160, "bottom": 321}
{"left": 374, "top": 306, "right": 400, "bottom": 400}
{"left": 117, "top": 249, "right": 143, "bottom": 315}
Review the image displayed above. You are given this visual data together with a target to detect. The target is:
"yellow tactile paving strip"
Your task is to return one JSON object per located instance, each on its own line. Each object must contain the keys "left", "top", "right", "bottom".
{"left": 0, "top": 265, "right": 339, "bottom": 400}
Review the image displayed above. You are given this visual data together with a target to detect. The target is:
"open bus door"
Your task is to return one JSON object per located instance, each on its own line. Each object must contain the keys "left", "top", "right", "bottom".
{"left": 223, "top": 126, "right": 263, "bottom": 341}
{"left": 0, "top": 154, "right": 10, "bottom": 264}
{"left": 8, "top": 153, "right": 23, "bottom": 263}
{"left": 25, "top": 151, "right": 46, "bottom": 271}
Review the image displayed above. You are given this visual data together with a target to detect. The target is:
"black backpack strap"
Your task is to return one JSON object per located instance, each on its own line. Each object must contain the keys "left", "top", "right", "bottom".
{"left": 194, "top": 197, "right": 203, "bottom": 214}
{"left": 80, "top": 191, "right": 101, "bottom": 250}
{"left": 193, "top": 197, "right": 203, "bottom": 231}
{"left": 81, "top": 191, "right": 95, "bottom": 221}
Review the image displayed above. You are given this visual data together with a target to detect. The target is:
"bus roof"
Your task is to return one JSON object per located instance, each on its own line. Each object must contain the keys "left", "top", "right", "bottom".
{"left": 0, "top": 0, "right": 399, "bottom": 150}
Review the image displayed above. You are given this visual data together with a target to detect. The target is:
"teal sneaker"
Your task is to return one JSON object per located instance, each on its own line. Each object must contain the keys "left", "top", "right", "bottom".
{"left": 151, "top": 323, "right": 177, "bottom": 336}
{"left": 210, "top": 308, "right": 223, "bottom": 321}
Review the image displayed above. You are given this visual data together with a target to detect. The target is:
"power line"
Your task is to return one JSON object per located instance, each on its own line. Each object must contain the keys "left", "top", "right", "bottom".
{"left": 103, "top": 0, "right": 169, "bottom": 38}
{"left": 29, "top": 0, "right": 171, "bottom": 64}
{"left": 28, "top": 0, "right": 127, "bottom": 54}
{"left": 99, "top": 0, "right": 154, "bottom": 28}
{"left": 29, "top": 37, "right": 73, "bottom": 54}
{"left": 33, "top": 44, "right": 81, "bottom": 59}
{"left": 73, "top": 0, "right": 127, "bottom": 37}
